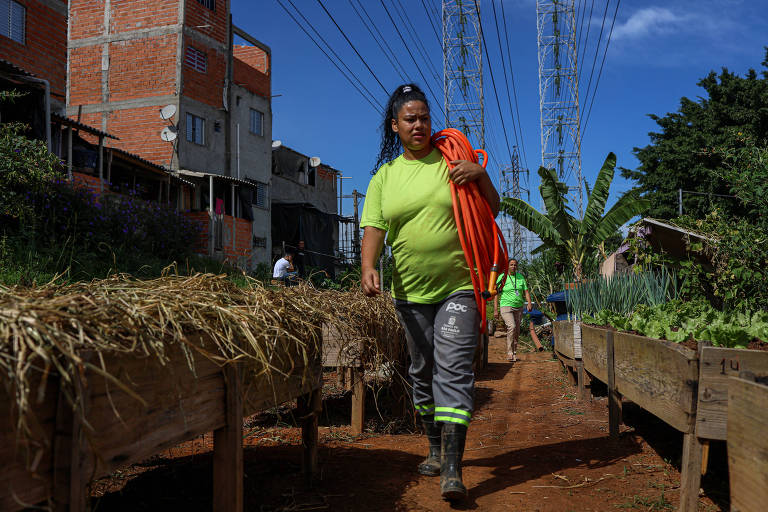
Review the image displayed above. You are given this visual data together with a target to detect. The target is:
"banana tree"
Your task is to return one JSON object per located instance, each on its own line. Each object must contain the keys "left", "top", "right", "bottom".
{"left": 500, "top": 152, "right": 649, "bottom": 280}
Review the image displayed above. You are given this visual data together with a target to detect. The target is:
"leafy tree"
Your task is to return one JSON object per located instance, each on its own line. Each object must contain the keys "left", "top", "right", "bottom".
{"left": 712, "top": 133, "right": 768, "bottom": 226}
{"left": 622, "top": 48, "right": 768, "bottom": 221}
{"left": 502, "top": 153, "right": 648, "bottom": 280}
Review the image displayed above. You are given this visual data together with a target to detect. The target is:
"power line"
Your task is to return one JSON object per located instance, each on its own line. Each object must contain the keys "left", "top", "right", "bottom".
{"left": 392, "top": 0, "right": 442, "bottom": 82}
{"left": 354, "top": 0, "right": 410, "bottom": 82}
{"left": 276, "top": 0, "right": 382, "bottom": 112}
{"left": 489, "top": 0, "right": 522, "bottom": 154}
{"left": 379, "top": 0, "right": 447, "bottom": 124}
{"left": 347, "top": 0, "right": 408, "bottom": 82}
{"left": 419, "top": 0, "right": 442, "bottom": 47}
{"left": 576, "top": 0, "right": 595, "bottom": 87}
{"left": 315, "top": 0, "right": 389, "bottom": 95}
{"left": 472, "top": 0, "right": 514, "bottom": 163}
{"left": 579, "top": 0, "right": 610, "bottom": 129}
{"left": 498, "top": 0, "right": 530, "bottom": 171}
{"left": 580, "top": 0, "right": 620, "bottom": 137}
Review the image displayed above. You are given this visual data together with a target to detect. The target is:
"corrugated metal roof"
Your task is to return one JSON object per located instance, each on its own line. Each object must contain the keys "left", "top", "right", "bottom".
{"left": 178, "top": 169, "right": 258, "bottom": 188}
{"left": 108, "top": 147, "right": 196, "bottom": 188}
{"left": 53, "top": 113, "right": 119, "bottom": 140}
{"left": 0, "top": 59, "right": 34, "bottom": 77}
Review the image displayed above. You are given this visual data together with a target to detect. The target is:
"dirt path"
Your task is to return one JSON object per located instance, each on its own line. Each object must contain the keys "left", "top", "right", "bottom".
{"left": 93, "top": 335, "right": 723, "bottom": 511}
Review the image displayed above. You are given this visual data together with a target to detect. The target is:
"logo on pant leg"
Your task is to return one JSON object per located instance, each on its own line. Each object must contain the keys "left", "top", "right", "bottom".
{"left": 446, "top": 302, "right": 468, "bottom": 313}
{"left": 441, "top": 315, "right": 460, "bottom": 338}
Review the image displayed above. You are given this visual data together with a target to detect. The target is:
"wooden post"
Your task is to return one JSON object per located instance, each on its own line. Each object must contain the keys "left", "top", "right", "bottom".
{"left": 606, "top": 330, "right": 622, "bottom": 438}
{"left": 679, "top": 433, "right": 703, "bottom": 512}
{"left": 576, "top": 360, "right": 587, "bottom": 400}
{"left": 298, "top": 387, "right": 321, "bottom": 483}
{"left": 213, "top": 363, "right": 243, "bottom": 512}
{"left": 52, "top": 373, "right": 89, "bottom": 511}
{"left": 350, "top": 366, "right": 365, "bottom": 435}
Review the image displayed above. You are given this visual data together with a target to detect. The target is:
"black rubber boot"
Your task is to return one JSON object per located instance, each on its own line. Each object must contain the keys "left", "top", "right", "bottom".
{"left": 417, "top": 415, "right": 442, "bottom": 476}
{"left": 440, "top": 423, "right": 468, "bottom": 501}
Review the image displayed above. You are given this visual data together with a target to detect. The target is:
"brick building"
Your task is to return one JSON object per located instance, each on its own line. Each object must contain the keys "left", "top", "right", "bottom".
{"left": 66, "top": 0, "right": 273, "bottom": 270}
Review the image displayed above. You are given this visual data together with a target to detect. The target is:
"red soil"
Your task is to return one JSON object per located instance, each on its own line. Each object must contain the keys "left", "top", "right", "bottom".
{"left": 90, "top": 336, "right": 724, "bottom": 511}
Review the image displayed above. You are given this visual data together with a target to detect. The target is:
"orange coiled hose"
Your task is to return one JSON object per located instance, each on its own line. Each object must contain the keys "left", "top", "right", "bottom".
{"left": 431, "top": 128, "right": 509, "bottom": 333}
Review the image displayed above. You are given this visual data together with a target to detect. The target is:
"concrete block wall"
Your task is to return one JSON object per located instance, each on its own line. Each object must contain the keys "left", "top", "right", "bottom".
{"left": 0, "top": 0, "right": 68, "bottom": 102}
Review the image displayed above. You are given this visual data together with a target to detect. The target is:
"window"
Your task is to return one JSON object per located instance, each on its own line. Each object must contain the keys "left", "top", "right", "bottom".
{"left": 254, "top": 182, "right": 268, "bottom": 208}
{"left": 249, "top": 109, "right": 263, "bottom": 136}
{"left": 0, "top": 0, "right": 25, "bottom": 44}
{"left": 186, "top": 113, "right": 205, "bottom": 145}
{"left": 185, "top": 46, "right": 207, "bottom": 73}
{"left": 253, "top": 236, "right": 267, "bottom": 248}
{"left": 196, "top": 0, "right": 215, "bottom": 11}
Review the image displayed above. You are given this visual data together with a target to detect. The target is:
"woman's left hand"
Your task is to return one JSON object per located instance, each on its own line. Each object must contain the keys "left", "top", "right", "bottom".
{"left": 449, "top": 160, "right": 486, "bottom": 186}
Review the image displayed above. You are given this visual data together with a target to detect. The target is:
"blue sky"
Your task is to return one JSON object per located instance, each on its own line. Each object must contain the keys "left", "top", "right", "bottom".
{"left": 234, "top": 0, "right": 767, "bottom": 220}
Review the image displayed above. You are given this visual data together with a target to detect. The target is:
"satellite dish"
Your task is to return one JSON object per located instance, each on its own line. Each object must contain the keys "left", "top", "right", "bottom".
{"left": 159, "top": 104, "right": 177, "bottom": 120}
{"left": 271, "top": 140, "right": 282, "bottom": 148}
{"left": 309, "top": 156, "right": 321, "bottom": 167}
{"left": 160, "top": 126, "right": 178, "bottom": 142}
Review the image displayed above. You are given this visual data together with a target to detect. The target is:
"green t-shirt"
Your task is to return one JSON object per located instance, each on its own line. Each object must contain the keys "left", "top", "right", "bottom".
{"left": 360, "top": 149, "right": 473, "bottom": 304}
{"left": 497, "top": 272, "right": 528, "bottom": 308}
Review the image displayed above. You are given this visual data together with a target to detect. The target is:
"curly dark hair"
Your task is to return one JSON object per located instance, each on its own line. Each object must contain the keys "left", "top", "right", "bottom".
{"left": 371, "top": 83, "right": 430, "bottom": 174}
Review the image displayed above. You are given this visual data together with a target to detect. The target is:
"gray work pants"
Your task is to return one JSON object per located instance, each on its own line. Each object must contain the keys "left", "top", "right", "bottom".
{"left": 394, "top": 290, "right": 479, "bottom": 427}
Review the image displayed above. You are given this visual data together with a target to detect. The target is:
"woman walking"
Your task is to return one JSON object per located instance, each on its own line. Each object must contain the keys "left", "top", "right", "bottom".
{"left": 360, "top": 84, "right": 500, "bottom": 500}
{"left": 494, "top": 258, "right": 533, "bottom": 362}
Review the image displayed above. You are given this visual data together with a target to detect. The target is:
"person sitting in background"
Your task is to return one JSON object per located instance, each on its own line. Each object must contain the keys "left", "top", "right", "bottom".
{"left": 272, "top": 250, "right": 296, "bottom": 285}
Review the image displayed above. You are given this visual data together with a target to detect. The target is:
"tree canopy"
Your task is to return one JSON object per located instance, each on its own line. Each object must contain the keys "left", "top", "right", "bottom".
{"left": 622, "top": 48, "right": 768, "bottom": 221}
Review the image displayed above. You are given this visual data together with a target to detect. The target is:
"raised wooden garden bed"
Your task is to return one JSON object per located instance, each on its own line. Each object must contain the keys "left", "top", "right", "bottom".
{"left": 552, "top": 320, "right": 587, "bottom": 399}
{"left": 727, "top": 375, "right": 768, "bottom": 512}
{"left": 0, "top": 336, "right": 321, "bottom": 512}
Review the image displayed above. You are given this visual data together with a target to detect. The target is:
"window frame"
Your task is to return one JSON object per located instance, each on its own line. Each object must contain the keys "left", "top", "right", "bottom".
{"left": 196, "top": 0, "right": 216, "bottom": 12}
{"left": 253, "top": 182, "right": 268, "bottom": 209}
{"left": 249, "top": 109, "right": 264, "bottom": 137}
{"left": 184, "top": 46, "right": 207, "bottom": 73}
{"left": 0, "top": 0, "right": 25, "bottom": 44}
{"left": 186, "top": 113, "right": 205, "bottom": 146}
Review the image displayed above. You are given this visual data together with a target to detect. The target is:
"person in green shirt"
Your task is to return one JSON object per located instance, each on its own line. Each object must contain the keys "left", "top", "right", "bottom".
{"left": 493, "top": 258, "right": 532, "bottom": 362}
{"left": 360, "top": 83, "right": 500, "bottom": 501}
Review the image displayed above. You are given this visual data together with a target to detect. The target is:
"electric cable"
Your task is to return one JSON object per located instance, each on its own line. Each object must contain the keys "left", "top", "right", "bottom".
{"left": 354, "top": 0, "right": 411, "bottom": 82}
{"left": 432, "top": 128, "right": 509, "bottom": 332}
{"left": 577, "top": 0, "right": 596, "bottom": 87}
{"left": 315, "top": 0, "right": 389, "bottom": 95}
{"left": 580, "top": 0, "right": 620, "bottom": 137}
{"left": 276, "top": 0, "right": 382, "bottom": 112}
{"left": 490, "top": 0, "right": 523, "bottom": 161}
{"left": 419, "top": 0, "right": 442, "bottom": 48}
{"left": 392, "top": 0, "right": 442, "bottom": 82}
{"left": 347, "top": 0, "right": 407, "bottom": 83}
{"left": 472, "top": 0, "right": 514, "bottom": 164}
{"left": 499, "top": 0, "right": 529, "bottom": 171}
{"left": 379, "top": 0, "right": 447, "bottom": 125}
{"left": 579, "top": 0, "right": 610, "bottom": 131}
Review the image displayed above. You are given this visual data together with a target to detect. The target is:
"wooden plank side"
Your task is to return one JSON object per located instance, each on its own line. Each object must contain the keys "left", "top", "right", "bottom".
{"left": 581, "top": 325, "right": 609, "bottom": 383}
{"left": 553, "top": 321, "right": 576, "bottom": 360}
{"left": 612, "top": 332, "right": 698, "bottom": 433}
{"left": 573, "top": 321, "right": 583, "bottom": 359}
{"left": 0, "top": 377, "right": 58, "bottom": 511}
{"left": 728, "top": 377, "right": 768, "bottom": 512}
{"left": 696, "top": 347, "right": 768, "bottom": 441}
{"left": 82, "top": 347, "right": 226, "bottom": 479}
{"left": 679, "top": 433, "right": 704, "bottom": 512}
{"left": 213, "top": 363, "right": 243, "bottom": 512}
{"left": 322, "top": 324, "right": 362, "bottom": 367}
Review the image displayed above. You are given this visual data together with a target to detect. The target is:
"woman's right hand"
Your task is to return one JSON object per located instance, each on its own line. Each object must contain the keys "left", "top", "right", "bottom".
{"left": 361, "top": 267, "right": 381, "bottom": 296}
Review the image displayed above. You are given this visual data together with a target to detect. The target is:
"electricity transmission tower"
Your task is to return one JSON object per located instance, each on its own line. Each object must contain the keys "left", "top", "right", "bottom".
{"left": 536, "top": 0, "right": 582, "bottom": 216}
{"left": 443, "top": 0, "right": 484, "bottom": 150}
{"left": 500, "top": 147, "right": 529, "bottom": 259}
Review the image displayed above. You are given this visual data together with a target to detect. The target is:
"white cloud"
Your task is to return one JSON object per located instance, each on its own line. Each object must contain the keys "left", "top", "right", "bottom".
{"left": 612, "top": 7, "right": 687, "bottom": 41}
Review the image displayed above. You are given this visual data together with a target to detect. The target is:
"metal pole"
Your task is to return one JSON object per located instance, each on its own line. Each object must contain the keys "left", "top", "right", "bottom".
{"left": 678, "top": 188, "right": 683, "bottom": 216}
{"left": 209, "top": 175, "right": 214, "bottom": 256}
{"left": 98, "top": 135, "right": 104, "bottom": 192}
{"left": 67, "top": 126, "right": 73, "bottom": 181}
{"left": 352, "top": 190, "right": 361, "bottom": 264}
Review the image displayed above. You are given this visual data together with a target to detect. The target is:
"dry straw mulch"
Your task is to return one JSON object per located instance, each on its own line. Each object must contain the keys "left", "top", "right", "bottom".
{"left": 0, "top": 273, "right": 405, "bottom": 449}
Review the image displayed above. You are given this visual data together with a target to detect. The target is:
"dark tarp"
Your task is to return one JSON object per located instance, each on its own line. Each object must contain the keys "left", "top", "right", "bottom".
{"left": 272, "top": 203, "right": 336, "bottom": 275}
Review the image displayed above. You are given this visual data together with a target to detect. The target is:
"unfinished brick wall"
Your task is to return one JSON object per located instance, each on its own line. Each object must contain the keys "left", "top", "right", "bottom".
{"left": 110, "top": 1, "right": 179, "bottom": 33}
{"left": 68, "top": 45, "right": 104, "bottom": 106}
{"left": 68, "top": 0, "right": 107, "bottom": 40}
{"left": 233, "top": 45, "right": 270, "bottom": 98}
{"left": 182, "top": 41, "right": 226, "bottom": 108}
{"left": 108, "top": 35, "right": 178, "bottom": 101}
{"left": 106, "top": 106, "right": 176, "bottom": 165}
{"left": 185, "top": 0, "right": 228, "bottom": 43}
{"left": 0, "top": 0, "right": 67, "bottom": 99}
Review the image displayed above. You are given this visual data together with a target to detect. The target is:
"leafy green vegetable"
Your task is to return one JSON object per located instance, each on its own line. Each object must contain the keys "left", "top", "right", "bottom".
{"left": 583, "top": 300, "right": 765, "bottom": 348}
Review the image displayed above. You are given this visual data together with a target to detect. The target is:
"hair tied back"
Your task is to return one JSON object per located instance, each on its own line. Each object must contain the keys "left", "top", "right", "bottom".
{"left": 401, "top": 85, "right": 412, "bottom": 93}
